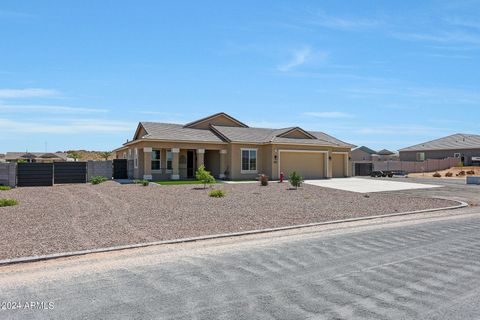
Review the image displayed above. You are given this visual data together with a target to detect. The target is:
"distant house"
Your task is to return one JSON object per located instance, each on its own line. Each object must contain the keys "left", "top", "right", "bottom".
{"left": 399, "top": 133, "right": 480, "bottom": 166}
{"left": 5, "top": 152, "right": 70, "bottom": 163}
{"left": 0, "top": 154, "right": 5, "bottom": 163}
{"left": 351, "top": 146, "right": 399, "bottom": 176}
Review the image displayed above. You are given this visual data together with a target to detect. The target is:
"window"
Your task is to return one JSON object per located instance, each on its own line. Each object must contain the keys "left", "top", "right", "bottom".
{"left": 123, "top": 152, "right": 127, "bottom": 159}
{"left": 128, "top": 149, "right": 132, "bottom": 160}
{"left": 151, "top": 150, "right": 161, "bottom": 171}
{"left": 454, "top": 153, "right": 461, "bottom": 158}
{"left": 416, "top": 152, "right": 425, "bottom": 161}
{"left": 241, "top": 149, "right": 257, "bottom": 173}
{"left": 134, "top": 148, "right": 138, "bottom": 168}
{"left": 166, "top": 150, "right": 173, "bottom": 172}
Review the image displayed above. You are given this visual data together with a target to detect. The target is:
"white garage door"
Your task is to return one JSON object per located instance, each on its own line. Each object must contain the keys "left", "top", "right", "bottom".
{"left": 280, "top": 152, "right": 325, "bottom": 179}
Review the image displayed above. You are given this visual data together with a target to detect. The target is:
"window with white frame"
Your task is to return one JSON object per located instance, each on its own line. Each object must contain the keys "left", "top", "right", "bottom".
{"left": 416, "top": 152, "right": 425, "bottom": 161}
{"left": 128, "top": 149, "right": 132, "bottom": 160}
{"left": 166, "top": 150, "right": 173, "bottom": 172}
{"left": 134, "top": 148, "right": 138, "bottom": 168}
{"left": 241, "top": 149, "right": 257, "bottom": 172}
{"left": 151, "top": 150, "right": 161, "bottom": 171}
{"left": 123, "top": 152, "right": 127, "bottom": 159}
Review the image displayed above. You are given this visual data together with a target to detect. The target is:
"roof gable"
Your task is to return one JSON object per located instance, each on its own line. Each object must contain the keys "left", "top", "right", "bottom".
{"left": 184, "top": 112, "right": 248, "bottom": 129}
{"left": 355, "top": 146, "right": 377, "bottom": 154}
{"left": 133, "top": 123, "right": 148, "bottom": 140}
{"left": 276, "top": 127, "right": 316, "bottom": 140}
{"left": 376, "top": 149, "right": 395, "bottom": 155}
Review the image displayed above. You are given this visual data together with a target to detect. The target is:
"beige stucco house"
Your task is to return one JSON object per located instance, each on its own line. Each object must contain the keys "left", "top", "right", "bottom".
{"left": 114, "top": 112, "right": 355, "bottom": 181}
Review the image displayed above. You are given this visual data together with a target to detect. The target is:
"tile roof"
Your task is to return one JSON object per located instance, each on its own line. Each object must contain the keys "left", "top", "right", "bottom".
{"left": 131, "top": 113, "right": 355, "bottom": 148}
{"left": 376, "top": 149, "right": 395, "bottom": 155}
{"left": 211, "top": 125, "right": 355, "bottom": 147}
{"left": 399, "top": 133, "right": 480, "bottom": 151}
{"left": 354, "top": 146, "right": 377, "bottom": 154}
{"left": 140, "top": 122, "right": 225, "bottom": 143}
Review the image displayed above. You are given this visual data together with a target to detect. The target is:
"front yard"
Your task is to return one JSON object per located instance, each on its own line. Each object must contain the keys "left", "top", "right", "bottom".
{"left": 0, "top": 181, "right": 457, "bottom": 260}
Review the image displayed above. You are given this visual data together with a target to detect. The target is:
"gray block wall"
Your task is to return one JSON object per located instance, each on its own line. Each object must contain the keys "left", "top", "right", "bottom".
{"left": 87, "top": 161, "right": 113, "bottom": 181}
{"left": 0, "top": 162, "right": 16, "bottom": 187}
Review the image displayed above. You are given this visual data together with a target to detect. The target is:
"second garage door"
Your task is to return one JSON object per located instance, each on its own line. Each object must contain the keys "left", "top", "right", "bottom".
{"left": 280, "top": 151, "right": 325, "bottom": 179}
{"left": 332, "top": 153, "right": 347, "bottom": 178}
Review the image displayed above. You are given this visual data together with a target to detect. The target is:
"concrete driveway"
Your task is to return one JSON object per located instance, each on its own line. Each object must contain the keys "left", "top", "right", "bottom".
{"left": 305, "top": 177, "right": 442, "bottom": 193}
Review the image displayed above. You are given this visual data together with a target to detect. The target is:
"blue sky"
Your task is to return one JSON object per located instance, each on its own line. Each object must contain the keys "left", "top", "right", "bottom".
{"left": 1, "top": 0, "right": 479, "bottom": 153}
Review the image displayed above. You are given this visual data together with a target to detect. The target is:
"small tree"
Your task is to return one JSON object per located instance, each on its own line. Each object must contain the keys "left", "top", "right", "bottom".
{"left": 289, "top": 171, "right": 304, "bottom": 190}
{"left": 68, "top": 152, "right": 81, "bottom": 162}
{"left": 196, "top": 165, "right": 215, "bottom": 189}
{"left": 99, "top": 151, "right": 112, "bottom": 160}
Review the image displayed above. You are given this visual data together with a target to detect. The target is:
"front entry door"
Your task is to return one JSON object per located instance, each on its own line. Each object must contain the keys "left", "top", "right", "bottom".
{"left": 187, "top": 150, "right": 195, "bottom": 178}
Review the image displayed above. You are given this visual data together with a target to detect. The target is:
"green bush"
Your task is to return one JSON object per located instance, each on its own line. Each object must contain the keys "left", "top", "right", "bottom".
{"left": 433, "top": 172, "right": 441, "bottom": 178}
{"left": 289, "top": 171, "right": 304, "bottom": 189}
{"left": 141, "top": 180, "right": 150, "bottom": 186}
{"left": 0, "top": 186, "right": 11, "bottom": 191}
{"left": 0, "top": 198, "right": 18, "bottom": 207}
{"left": 209, "top": 189, "right": 225, "bottom": 198}
{"left": 90, "top": 176, "right": 108, "bottom": 185}
{"left": 196, "top": 165, "right": 216, "bottom": 189}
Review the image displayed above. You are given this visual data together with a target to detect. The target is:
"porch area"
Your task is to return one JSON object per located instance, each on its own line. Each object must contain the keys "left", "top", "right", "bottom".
{"left": 140, "top": 147, "right": 228, "bottom": 181}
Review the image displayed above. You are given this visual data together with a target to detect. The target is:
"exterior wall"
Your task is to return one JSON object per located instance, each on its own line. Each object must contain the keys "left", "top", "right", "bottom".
{"left": 400, "top": 149, "right": 480, "bottom": 165}
{"left": 0, "top": 162, "right": 16, "bottom": 187}
{"left": 116, "top": 141, "right": 352, "bottom": 180}
{"left": 351, "top": 149, "right": 373, "bottom": 162}
{"left": 87, "top": 160, "right": 113, "bottom": 180}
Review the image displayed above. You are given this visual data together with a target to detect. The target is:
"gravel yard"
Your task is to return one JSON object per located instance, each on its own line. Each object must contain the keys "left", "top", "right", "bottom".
{"left": 0, "top": 181, "right": 457, "bottom": 260}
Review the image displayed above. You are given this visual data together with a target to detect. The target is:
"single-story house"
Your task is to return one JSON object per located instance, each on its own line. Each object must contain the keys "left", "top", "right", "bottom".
{"left": 399, "top": 133, "right": 480, "bottom": 166}
{"left": 5, "top": 152, "right": 70, "bottom": 163}
{"left": 351, "top": 146, "right": 400, "bottom": 176}
{"left": 0, "top": 154, "right": 5, "bottom": 163}
{"left": 114, "top": 112, "right": 355, "bottom": 180}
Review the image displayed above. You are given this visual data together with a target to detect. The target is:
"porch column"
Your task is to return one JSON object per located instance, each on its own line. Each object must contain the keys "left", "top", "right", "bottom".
{"left": 197, "top": 149, "right": 205, "bottom": 168}
{"left": 143, "top": 147, "right": 152, "bottom": 180}
{"left": 171, "top": 148, "right": 180, "bottom": 180}
{"left": 219, "top": 149, "right": 227, "bottom": 179}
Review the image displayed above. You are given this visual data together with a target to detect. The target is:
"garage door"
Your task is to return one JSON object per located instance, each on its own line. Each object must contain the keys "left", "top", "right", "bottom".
{"left": 332, "top": 153, "right": 346, "bottom": 178}
{"left": 280, "top": 152, "right": 325, "bottom": 179}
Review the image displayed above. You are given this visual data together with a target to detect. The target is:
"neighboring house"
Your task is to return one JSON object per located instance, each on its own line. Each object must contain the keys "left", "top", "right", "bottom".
{"left": 0, "top": 154, "right": 5, "bottom": 163}
{"left": 351, "top": 146, "right": 400, "bottom": 176}
{"left": 399, "top": 133, "right": 480, "bottom": 166}
{"left": 5, "top": 152, "right": 70, "bottom": 163}
{"left": 114, "top": 112, "right": 355, "bottom": 180}
{"left": 372, "top": 149, "right": 399, "bottom": 161}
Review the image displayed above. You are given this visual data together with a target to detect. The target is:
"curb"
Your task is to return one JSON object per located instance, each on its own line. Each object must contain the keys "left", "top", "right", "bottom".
{"left": 0, "top": 200, "right": 468, "bottom": 267}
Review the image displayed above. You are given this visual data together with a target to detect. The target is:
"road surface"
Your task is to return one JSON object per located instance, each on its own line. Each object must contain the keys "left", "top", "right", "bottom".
{"left": 1, "top": 207, "right": 480, "bottom": 319}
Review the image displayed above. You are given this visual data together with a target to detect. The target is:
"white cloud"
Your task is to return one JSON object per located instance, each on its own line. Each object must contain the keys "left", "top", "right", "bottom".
{"left": 0, "top": 118, "right": 134, "bottom": 134}
{"left": 0, "top": 104, "right": 108, "bottom": 114}
{"left": 302, "top": 111, "right": 353, "bottom": 119}
{"left": 310, "top": 11, "right": 381, "bottom": 30}
{"left": 277, "top": 47, "right": 328, "bottom": 72}
{"left": 0, "top": 88, "right": 60, "bottom": 98}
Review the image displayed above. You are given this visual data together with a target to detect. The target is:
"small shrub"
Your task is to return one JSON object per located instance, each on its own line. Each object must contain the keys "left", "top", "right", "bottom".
{"left": 432, "top": 172, "right": 441, "bottom": 178}
{"left": 0, "top": 186, "right": 11, "bottom": 191}
{"left": 209, "top": 189, "right": 225, "bottom": 198}
{"left": 141, "top": 180, "right": 150, "bottom": 186}
{"left": 466, "top": 170, "right": 475, "bottom": 175}
{"left": 196, "top": 165, "right": 216, "bottom": 189}
{"left": 90, "top": 176, "right": 108, "bottom": 185}
{"left": 458, "top": 162, "right": 464, "bottom": 167}
{"left": 259, "top": 174, "right": 269, "bottom": 186}
{"left": 458, "top": 170, "right": 466, "bottom": 176}
{"left": 445, "top": 172, "right": 453, "bottom": 177}
{"left": 289, "top": 171, "right": 304, "bottom": 189}
{"left": 0, "top": 198, "right": 18, "bottom": 207}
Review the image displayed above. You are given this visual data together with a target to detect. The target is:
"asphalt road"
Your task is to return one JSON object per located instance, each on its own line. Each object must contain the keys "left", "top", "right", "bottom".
{"left": 1, "top": 208, "right": 480, "bottom": 320}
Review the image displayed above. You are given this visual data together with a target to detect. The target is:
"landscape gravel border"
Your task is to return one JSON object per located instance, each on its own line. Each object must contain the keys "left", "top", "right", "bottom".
{"left": 0, "top": 198, "right": 467, "bottom": 267}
